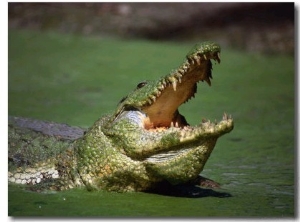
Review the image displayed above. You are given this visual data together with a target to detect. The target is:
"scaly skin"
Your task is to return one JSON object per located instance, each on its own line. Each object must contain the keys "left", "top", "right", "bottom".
{"left": 8, "top": 41, "right": 234, "bottom": 192}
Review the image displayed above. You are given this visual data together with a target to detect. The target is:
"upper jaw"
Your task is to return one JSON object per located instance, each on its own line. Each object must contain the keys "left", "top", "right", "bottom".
{"left": 140, "top": 43, "right": 221, "bottom": 129}
{"left": 111, "top": 42, "right": 221, "bottom": 126}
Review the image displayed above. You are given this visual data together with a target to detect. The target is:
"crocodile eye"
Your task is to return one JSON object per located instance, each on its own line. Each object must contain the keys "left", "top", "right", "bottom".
{"left": 136, "top": 82, "right": 147, "bottom": 89}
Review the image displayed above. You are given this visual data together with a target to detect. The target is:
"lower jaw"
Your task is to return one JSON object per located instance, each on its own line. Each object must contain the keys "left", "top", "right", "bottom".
{"left": 144, "top": 138, "right": 217, "bottom": 185}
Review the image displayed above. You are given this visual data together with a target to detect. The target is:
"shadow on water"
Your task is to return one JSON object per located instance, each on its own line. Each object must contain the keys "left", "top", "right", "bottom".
{"left": 146, "top": 182, "right": 232, "bottom": 198}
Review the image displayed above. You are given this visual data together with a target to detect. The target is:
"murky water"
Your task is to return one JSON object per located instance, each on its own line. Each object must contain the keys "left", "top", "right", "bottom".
{"left": 8, "top": 130, "right": 294, "bottom": 217}
{"left": 9, "top": 79, "right": 295, "bottom": 217}
{"left": 8, "top": 30, "right": 295, "bottom": 217}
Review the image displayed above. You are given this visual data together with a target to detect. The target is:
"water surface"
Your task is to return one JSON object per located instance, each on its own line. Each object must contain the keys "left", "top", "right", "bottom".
{"left": 8, "top": 30, "right": 295, "bottom": 217}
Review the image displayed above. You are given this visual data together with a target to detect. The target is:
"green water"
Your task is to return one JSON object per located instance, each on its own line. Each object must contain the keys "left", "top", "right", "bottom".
{"left": 8, "top": 29, "right": 295, "bottom": 217}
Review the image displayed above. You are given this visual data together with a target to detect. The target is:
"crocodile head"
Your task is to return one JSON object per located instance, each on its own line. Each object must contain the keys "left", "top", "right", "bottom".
{"left": 8, "top": 41, "right": 234, "bottom": 192}
{"left": 101, "top": 41, "right": 234, "bottom": 187}
{"left": 114, "top": 42, "right": 222, "bottom": 129}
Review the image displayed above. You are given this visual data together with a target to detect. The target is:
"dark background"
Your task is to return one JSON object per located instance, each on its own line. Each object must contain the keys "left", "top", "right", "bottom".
{"left": 8, "top": 2, "right": 294, "bottom": 54}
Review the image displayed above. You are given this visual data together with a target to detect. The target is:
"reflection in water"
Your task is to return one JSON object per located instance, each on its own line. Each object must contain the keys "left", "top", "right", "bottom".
{"left": 146, "top": 182, "right": 232, "bottom": 198}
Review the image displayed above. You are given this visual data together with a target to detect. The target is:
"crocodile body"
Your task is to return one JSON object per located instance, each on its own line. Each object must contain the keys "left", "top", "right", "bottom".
{"left": 8, "top": 42, "right": 234, "bottom": 192}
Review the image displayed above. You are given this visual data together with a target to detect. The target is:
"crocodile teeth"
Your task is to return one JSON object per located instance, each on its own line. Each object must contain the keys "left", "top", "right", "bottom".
{"left": 203, "top": 54, "right": 207, "bottom": 60}
{"left": 162, "top": 79, "right": 167, "bottom": 87}
{"left": 174, "top": 73, "right": 182, "bottom": 83}
{"left": 178, "top": 68, "right": 185, "bottom": 74}
{"left": 223, "top": 112, "right": 228, "bottom": 120}
{"left": 194, "top": 55, "right": 201, "bottom": 65}
{"left": 182, "top": 63, "right": 189, "bottom": 71}
{"left": 172, "top": 81, "right": 177, "bottom": 91}
{"left": 167, "top": 75, "right": 178, "bottom": 91}
{"left": 170, "top": 121, "right": 180, "bottom": 128}
{"left": 150, "top": 96, "right": 156, "bottom": 103}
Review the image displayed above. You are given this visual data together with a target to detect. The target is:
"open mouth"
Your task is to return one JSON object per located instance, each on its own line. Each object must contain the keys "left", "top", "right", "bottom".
{"left": 140, "top": 43, "right": 222, "bottom": 131}
{"left": 137, "top": 42, "right": 233, "bottom": 166}
{"left": 110, "top": 42, "right": 233, "bottom": 164}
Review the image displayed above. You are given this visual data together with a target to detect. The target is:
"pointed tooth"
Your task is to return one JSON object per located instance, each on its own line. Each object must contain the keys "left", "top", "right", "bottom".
{"left": 194, "top": 55, "right": 200, "bottom": 65}
{"left": 170, "top": 122, "right": 174, "bottom": 127}
{"left": 168, "top": 76, "right": 176, "bottom": 81}
{"left": 178, "top": 68, "right": 185, "bottom": 74}
{"left": 172, "top": 81, "right": 177, "bottom": 91}
{"left": 150, "top": 95, "right": 156, "bottom": 102}
{"left": 173, "top": 73, "right": 182, "bottom": 84}
{"left": 158, "top": 84, "right": 164, "bottom": 91}
{"left": 223, "top": 112, "right": 228, "bottom": 120}
{"left": 203, "top": 54, "right": 207, "bottom": 60}
{"left": 182, "top": 63, "right": 189, "bottom": 71}
{"left": 175, "top": 122, "right": 179, "bottom": 128}
{"left": 175, "top": 72, "right": 182, "bottom": 79}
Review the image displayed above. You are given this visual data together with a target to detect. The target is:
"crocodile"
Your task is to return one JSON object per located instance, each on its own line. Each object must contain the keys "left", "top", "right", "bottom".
{"left": 8, "top": 41, "right": 234, "bottom": 192}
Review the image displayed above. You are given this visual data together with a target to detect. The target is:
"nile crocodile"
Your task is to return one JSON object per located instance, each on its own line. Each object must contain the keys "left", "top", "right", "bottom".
{"left": 8, "top": 41, "right": 234, "bottom": 192}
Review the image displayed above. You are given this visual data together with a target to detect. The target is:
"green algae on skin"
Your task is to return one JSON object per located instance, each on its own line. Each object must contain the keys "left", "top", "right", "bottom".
{"left": 9, "top": 41, "right": 233, "bottom": 192}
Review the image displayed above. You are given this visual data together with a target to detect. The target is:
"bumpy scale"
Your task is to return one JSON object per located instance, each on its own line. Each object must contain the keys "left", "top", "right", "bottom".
{"left": 8, "top": 42, "right": 234, "bottom": 192}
